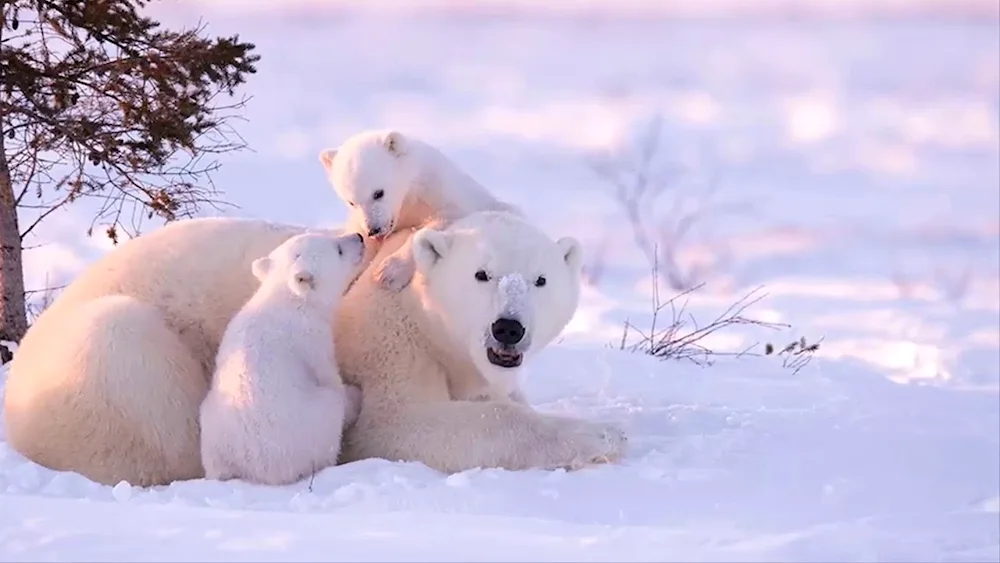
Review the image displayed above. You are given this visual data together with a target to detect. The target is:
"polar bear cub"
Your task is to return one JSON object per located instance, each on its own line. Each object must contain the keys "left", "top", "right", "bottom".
{"left": 199, "top": 230, "right": 365, "bottom": 486}
{"left": 318, "top": 129, "right": 521, "bottom": 291}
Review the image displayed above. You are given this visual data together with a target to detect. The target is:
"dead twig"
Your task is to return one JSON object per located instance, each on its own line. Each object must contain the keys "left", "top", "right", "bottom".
{"left": 618, "top": 252, "right": 823, "bottom": 373}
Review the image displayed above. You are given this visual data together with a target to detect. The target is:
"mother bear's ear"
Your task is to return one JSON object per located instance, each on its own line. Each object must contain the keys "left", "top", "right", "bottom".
{"left": 556, "top": 236, "right": 583, "bottom": 272}
{"left": 412, "top": 227, "right": 453, "bottom": 275}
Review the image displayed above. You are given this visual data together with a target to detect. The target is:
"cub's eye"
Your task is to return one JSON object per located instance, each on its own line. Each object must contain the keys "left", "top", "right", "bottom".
{"left": 347, "top": 201, "right": 356, "bottom": 208}
{"left": 474, "top": 269, "right": 490, "bottom": 282}
{"left": 372, "top": 189, "right": 385, "bottom": 201}
{"left": 534, "top": 275, "right": 547, "bottom": 287}
{"left": 336, "top": 244, "right": 343, "bottom": 257}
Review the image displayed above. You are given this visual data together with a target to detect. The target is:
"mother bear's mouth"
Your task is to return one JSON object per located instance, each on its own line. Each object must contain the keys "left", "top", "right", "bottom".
{"left": 486, "top": 346, "right": 523, "bottom": 368}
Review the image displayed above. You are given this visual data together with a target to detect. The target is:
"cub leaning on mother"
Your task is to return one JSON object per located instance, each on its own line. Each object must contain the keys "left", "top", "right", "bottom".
{"left": 3, "top": 211, "right": 627, "bottom": 487}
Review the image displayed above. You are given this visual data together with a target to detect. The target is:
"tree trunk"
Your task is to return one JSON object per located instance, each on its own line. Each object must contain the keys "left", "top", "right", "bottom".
{"left": 0, "top": 140, "right": 28, "bottom": 351}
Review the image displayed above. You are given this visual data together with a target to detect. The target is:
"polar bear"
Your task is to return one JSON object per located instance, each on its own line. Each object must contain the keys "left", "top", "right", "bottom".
{"left": 3, "top": 212, "right": 625, "bottom": 487}
{"left": 200, "top": 231, "right": 365, "bottom": 486}
{"left": 3, "top": 217, "right": 321, "bottom": 486}
{"left": 335, "top": 210, "right": 628, "bottom": 472}
{"left": 318, "top": 129, "right": 521, "bottom": 292}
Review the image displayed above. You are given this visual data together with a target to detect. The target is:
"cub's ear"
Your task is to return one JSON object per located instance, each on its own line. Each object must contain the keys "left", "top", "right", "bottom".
{"left": 384, "top": 130, "right": 405, "bottom": 157}
{"left": 318, "top": 148, "right": 338, "bottom": 171}
{"left": 251, "top": 257, "right": 271, "bottom": 281}
{"left": 288, "top": 268, "right": 316, "bottom": 297}
{"left": 412, "top": 227, "right": 452, "bottom": 275}
{"left": 556, "top": 236, "right": 582, "bottom": 272}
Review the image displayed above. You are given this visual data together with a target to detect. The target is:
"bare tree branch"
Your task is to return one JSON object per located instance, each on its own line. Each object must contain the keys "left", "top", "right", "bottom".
{"left": 585, "top": 114, "right": 752, "bottom": 291}
{"left": 1, "top": 0, "right": 259, "bottom": 341}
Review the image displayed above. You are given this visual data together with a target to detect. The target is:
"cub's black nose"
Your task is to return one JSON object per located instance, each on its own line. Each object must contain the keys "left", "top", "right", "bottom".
{"left": 353, "top": 233, "right": 364, "bottom": 243}
{"left": 491, "top": 317, "right": 525, "bottom": 345}
{"left": 368, "top": 227, "right": 382, "bottom": 237}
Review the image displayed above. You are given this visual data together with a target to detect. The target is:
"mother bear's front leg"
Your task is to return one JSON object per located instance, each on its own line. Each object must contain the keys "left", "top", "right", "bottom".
{"left": 340, "top": 397, "right": 627, "bottom": 473}
{"left": 333, "top": 210, "right": 630, "bottom": 473}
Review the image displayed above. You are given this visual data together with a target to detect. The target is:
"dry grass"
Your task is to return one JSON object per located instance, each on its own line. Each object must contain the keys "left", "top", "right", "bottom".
{"left": 764, "top": 336, "right": 824, "bottom": 375}
{"left": 618, "top": 256, "right": 822, "bottom": 375}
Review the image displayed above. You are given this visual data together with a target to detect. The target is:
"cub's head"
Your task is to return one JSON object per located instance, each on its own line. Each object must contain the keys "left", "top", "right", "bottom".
{"left": 411, "top": 211, "right": 583, "bottom": 386}
{"left": 251, "top": 231, "right": 366, "bottom": 305}
{"left": 318, "top": 129, "right": 417, "bottom": 240}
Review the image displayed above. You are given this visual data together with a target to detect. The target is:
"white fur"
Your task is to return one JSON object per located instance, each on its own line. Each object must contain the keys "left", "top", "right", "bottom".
{"left": 410, "top": 214, "right": 582, "bottom": 394}
{"left": 335, "top": 210, "right": 628, "bottom": 472}
{"left": 200, "top": 232, "right": 365, "bottom": 486}
{"left": 4, "top": 217, "right": 318, "bottom": 486}
{"left": 3, "top": 214, "right": 624, "bottom": 487}
{"left": 318, "top": 129, "right": 522, "bottom": 291}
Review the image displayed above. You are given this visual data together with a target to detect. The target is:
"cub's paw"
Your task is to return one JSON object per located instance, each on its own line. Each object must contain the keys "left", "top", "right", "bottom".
{"left": 374, "top": 255, "right": 416, "bottom": 292}
{"left": 547, "top": 416, "right": 628, "bottom": 470}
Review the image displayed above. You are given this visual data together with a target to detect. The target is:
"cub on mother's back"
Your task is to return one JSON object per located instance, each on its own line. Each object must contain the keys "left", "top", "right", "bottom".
{"left": 199, "top": 230, "right": 365, "bottom": 486}
{"left": 318, "top": 129, "right": 522, "bottom": 292}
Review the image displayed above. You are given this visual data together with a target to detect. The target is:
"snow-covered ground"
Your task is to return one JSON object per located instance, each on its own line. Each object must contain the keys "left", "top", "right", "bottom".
{"left": 3, "top": 349, "right": 999, "bottom": 561}
{"left": 3, "top": 1, "right": 999, "bottom": 561}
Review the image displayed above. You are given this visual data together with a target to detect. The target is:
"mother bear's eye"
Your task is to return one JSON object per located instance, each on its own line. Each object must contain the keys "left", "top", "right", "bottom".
{"left": 474, "top": 270, "right": 490, "bottom": 282}
{"left": 534, "top": 276, "right": 546, "bottom": 287}
{"left": 372, "top": 189, "right": 385, "bottom": 201}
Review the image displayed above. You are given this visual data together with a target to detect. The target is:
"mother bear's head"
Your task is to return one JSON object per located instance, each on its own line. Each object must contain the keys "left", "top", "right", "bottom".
{"left": 409, "top": 211, "right": 583, "bottom": 388}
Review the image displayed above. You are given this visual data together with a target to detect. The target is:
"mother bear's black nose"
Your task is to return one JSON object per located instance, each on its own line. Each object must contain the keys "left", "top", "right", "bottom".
{"left": 491, "top": 317, "right": 525, "bottom": 345}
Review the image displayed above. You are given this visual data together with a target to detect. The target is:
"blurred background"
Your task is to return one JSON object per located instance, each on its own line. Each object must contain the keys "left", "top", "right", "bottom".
{"left": 19, "top": 0, "right": 1000, "bottom": 387}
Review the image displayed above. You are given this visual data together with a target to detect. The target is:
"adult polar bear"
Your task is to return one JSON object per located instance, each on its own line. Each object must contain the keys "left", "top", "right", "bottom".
{"left": 3, "top": 212, "right": 626, "bottom": 486}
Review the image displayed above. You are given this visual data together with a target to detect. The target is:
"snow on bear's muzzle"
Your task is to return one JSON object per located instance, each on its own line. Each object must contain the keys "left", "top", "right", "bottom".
{"left": 485, "top": 274, "right": 532, "bottom": 369}
{"left": 361, "top": 203, "right": 394, "bottom": 240}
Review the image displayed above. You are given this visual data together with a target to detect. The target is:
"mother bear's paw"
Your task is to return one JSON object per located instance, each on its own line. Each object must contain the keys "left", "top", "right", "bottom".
{"left": 542, "top": 415, "right": 628, "bottom": 471}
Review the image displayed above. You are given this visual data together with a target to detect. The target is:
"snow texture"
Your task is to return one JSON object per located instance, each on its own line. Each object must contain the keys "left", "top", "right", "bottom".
{"left": 3, "top": 1, "right": 999, "bottom": 561}
{"left": 2, "top": 351, "right": 998, "bottom": 561}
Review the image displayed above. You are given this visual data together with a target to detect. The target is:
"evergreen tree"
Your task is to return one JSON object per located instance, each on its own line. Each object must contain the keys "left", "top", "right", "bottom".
{"left": 0, "top": 0, "right": 258, "bottom": 355}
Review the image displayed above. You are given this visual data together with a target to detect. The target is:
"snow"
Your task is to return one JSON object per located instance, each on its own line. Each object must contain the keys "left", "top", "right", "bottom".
{"left": 3, "top": 2, "right": 999, "bottom": 561}
{"left": 497, "top": 273, "right": 530, "bottom": 317}
{"left": 3, "top": 351, "right": 998, "bottom": 561}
